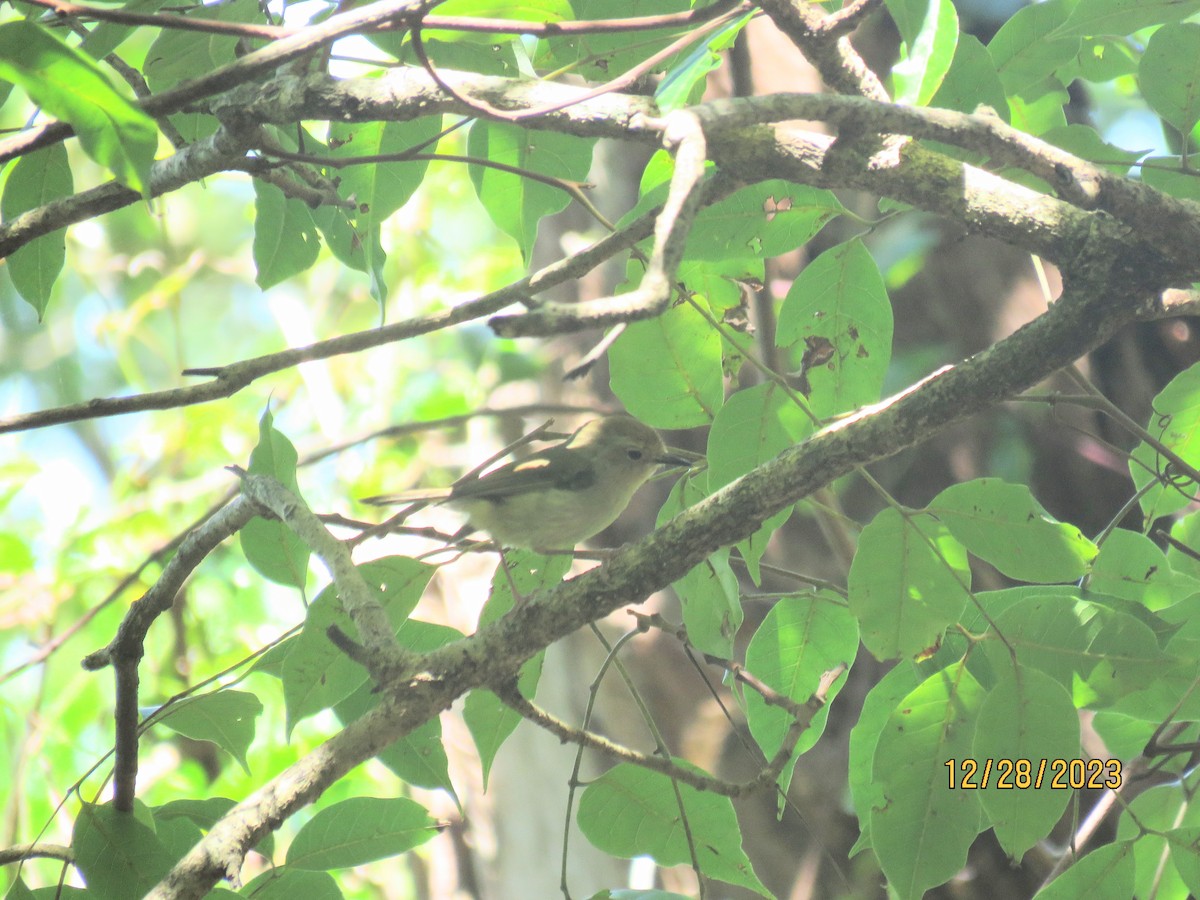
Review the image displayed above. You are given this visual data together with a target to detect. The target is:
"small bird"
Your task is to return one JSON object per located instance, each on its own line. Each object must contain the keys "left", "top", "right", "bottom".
{"left": 362, "top": 416, "right": 690, "bottom": 551}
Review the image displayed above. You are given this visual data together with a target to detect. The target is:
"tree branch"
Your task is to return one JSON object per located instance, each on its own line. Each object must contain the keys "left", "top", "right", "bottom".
{"left": 491, "top": 108, "right": 711, "bottom": 336}
{"left": 0, "top": 123, "right": 262, "bottom": 260}
{"left": 13, "top": 70, "right": 1197, "bottom": 280}
{"left": 0, "top": 0, "right": 445, "bottom": 166}
{"left": 81, "top": 498, "right": 256, "bottom": 810}
{"left": 0, "top": 197, "right": 664, "bottom": 434}
{"left": 495, "top": 679, "right": 829, "bottom": 798}
{"left": 232, "top": 470, "right": 413, "bottom": 682}
{"left": 0, "top": 843, "right": 74, "bottom": 865}
{"left": 206, "top": 70, "right": 1200, "bottom": 273}
{"left": 688, "top": 93, "right": 1200, "bottom": 268}
{"left": 755, "top": 0, "right": 890, "bottom": 100}
{"left": 19, "top": 0, "right": 745, "bottom": 41}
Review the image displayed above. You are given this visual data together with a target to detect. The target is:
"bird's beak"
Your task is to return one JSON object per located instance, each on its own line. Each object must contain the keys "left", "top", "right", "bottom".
{"left": 656, "top": 451, "right": 697, "bottom": 469}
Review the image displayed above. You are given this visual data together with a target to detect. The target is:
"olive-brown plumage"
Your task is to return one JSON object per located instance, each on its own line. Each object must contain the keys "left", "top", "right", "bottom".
{"left": 363, "top": 416, "right": 688, "bottom": 550}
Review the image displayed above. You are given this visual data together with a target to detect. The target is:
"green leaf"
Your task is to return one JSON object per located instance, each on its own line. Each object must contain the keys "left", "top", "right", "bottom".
{"left": 979, "top": 594, "right": 1091, "bottom": 689}
{"left": 1077, "top": 605, "right": 1168, "bottom": 704}
{"left": 1089, "top": 528, "right": 1200, "bottom": 610}
{"left": 240, "top": 868, "right": 342, "bottom": 900}
{"left": 388, "top": 30, "right": 521, "bottom": 72}
{"left": 1091, "top": 709, "right": 1161, "bottom": 760}
{"left": 972, "top": 667, "right": 1079, "bottom": 858}
{"left": 656, "top": 467, "right": 708, "bottom": 529}
{"left": 1043, "top": 124, "right": 1146, "bottom": 174}
{"left": 655, "top": 14, "right": 751, "bottom": 114}
{"left": 144, "top": 0, "right": 258, "bottom": 141}
{"left": 674, "top": 548, "right": 740, "bottom": 657}
{"left": 0, "top": 21, "right": 156, "bottom": 193}
{"left": 706, "top": 383, "right": 812, "bottom": 579}
{"left": 1008, "top": 86, "right": 1069, "bottom": 135}
{"left": 987, "top": 0, "right": 1078, "bottom": 96}
{"left": 342, "top": 685, "right": 454, "bottom": 795}
{"left": 1, "top": 143, "right": 72, "bottom": 319}
{"left": 1033, "top": 841, "right": 1135, "bottom": 899}
{"left": 253, "top": 180, "right": 321, "bottom": 289}
{"left": 1169, "top": 510, "right": 1200, "bottom": 581}
{"left": 80, "top": 0, "right": 169, "bottom": 60}
{"left": 464, "top": 551, "right": 570, "bottom": 786}
{"left": 282, "top": 556, "right": 434, "bottom": 731}
{"left": 428, "top": 0, "right": 572, "bottom": 40}
{"left": 848, "top": 508, "right": 971, "bottom": 660}
{"left": 5, "top": 877, "right": 34, "bottom": 900}
{"left": 870, "top": 661, "right": 985, "bottom": 899}
{"left": 240, "top": 408, "right": 309, "bottom": 589}
{"left": 154, "top": 796, "right": 235, "bottom": 832}
{"left": 1131, "top": 360, "right": 1200, "bottom": 521}
{"left": 1117, "top": 778, "right": 1200, "bottom": 897}
{"left": 885, "top": 0, "right": 930, "bottom": 45}
{"left": 287, "top": 796, "right": 439, "bottom": 869}
{"left": 931, "top": 478, "right": 1098, "bottom": 582}
{"left": 776, "top": 238, "right": 894, "bottom": 420}
{"left": 328, "top": 116, "right": 444, "bottom": 300}
{"left": 1168, "top": 826, "right": 1200, "bottom": 895}
{"left": 331, "top": 117, "right": 443, "bottom": 222}
{"left": 73, "top": 801, "right": 176, "bottom": 899}
{"left": 847, "top": 662, "right": 925, "bottom": 856}
{"left": 312, "top": 203, "right": 369, "bottom": 274}
{"left": 0, "top": 533, "right": 33, "bottom": 575}
{"left": 609, "top": 301, "right": 723, "bottom": 428}
{"left": 890, "top": 0, "right": 959, "bottom": 106}
{"left": 545, "top": 0, "right": 689, "bottom": 79}
{"left": 153, "top": 813, "right": 202, "bottom": 861}
{"left": 577, "top": 763, "right": 770, "bottom": 897}
{"left": 1055, "top": 0, "right": 1200, "bottom": 38}
{"left": 744, "top": 593, "right": 857, "bottom": 795}
{"left": 143, "top": 0, "right": 255, "bottom": 87}
{"left": 335, "top": 619, "right": 462, "bottom": 795}
{"left": 1140, "top": 23, "right": 1200, "bottom": 137}
{"left": 468, "top": 121, "right": 595, "bottom": 262}
{"left": 1140, "top": 155, "right": 1200, "bottom": 202}
{"left": 677, "top": 257, "right": 762, "bottom": 316}
{"left": 980, "top": 594, "right": 1166, "bottom": 707}
{"left": 678, "top": 180, "right": 844, "bottom": 261}
{"left": 929, "top": 33, "right": 1009, "bottom": 120}
{"left": 151, "top": 690, "right": 262, "bottom": 773}
{"left": 1071, "top": 36, "right": 1139, "bottom": 83}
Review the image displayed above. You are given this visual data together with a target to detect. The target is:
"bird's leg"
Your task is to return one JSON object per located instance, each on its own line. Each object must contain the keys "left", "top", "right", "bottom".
{"left": 496, "top": 546, "right": 528, "bottom": 605}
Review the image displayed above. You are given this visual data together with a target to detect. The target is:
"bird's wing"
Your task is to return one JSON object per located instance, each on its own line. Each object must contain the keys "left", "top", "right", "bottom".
{"left": 446, "top": 448, "right": 595, "bottom": 501}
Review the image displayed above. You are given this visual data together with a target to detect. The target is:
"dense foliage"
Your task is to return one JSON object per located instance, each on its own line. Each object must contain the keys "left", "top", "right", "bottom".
{"left": 6, "top": 0, "right": 1200, "bottom": 898}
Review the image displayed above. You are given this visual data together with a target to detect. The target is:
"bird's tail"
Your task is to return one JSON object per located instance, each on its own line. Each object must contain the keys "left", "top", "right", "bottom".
{"left": 360, "top": 487, "right": 453, "bottom": 506}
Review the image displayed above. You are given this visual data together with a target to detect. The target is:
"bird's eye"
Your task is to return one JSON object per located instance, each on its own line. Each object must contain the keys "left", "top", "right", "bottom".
{"left": 626, "top": 449, "right": 643, "bottom": 461}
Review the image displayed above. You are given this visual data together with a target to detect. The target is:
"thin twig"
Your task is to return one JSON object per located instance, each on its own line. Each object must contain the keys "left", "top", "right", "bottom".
{"left": 491, "top": 109, "right": 712, "bottom": 336}
{"left": 1, "top": 198, "right": 667, "bottom": 434}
